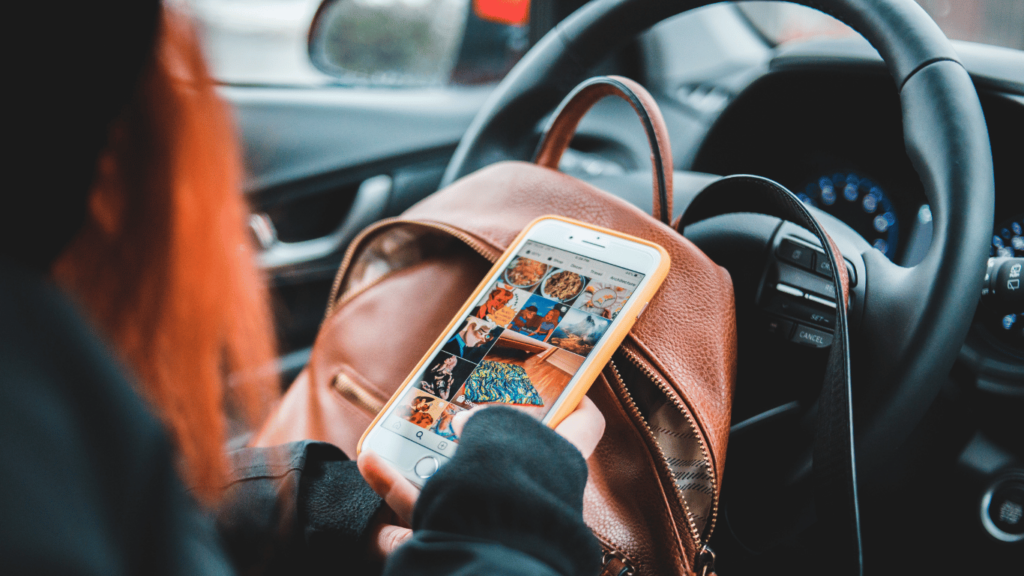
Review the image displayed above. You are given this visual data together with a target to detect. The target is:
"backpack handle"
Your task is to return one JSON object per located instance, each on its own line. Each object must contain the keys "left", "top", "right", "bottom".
{"left": 533, "top": 76, "right": 673, "bottom": 225}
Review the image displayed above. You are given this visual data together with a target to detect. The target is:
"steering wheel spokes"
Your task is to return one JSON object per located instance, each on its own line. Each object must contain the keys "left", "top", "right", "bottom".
{"left": 443, "top": 0, "right": 995, "bottom": 568}
{"left": 444, "top": 0, "right": 993, "bottom": 481}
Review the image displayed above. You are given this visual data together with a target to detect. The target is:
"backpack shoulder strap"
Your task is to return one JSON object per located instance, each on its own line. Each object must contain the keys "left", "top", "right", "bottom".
{"left": 679, "top": 174, "right": 863, "bottom": 576}
{"left": 533, "top": 75, "right": 673, "bottom": 225}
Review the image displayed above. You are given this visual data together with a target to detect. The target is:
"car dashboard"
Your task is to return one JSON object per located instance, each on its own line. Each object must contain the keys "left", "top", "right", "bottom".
{"left": 684, "top": 37, "right": 1024, "bottom": 383}
{"left": 562, "top": 32, "right": 1024, "bottom": 564}
{"left": 681, "top": 35, "right": 1024, "bottom": 563}
{"left": 223, "top": 15, "right": 1024, "bottom": 567}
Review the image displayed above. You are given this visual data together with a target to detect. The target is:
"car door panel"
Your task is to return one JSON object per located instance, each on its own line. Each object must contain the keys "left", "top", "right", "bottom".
{"left": 224, "top": 86, "right": 491, "bottom": 377}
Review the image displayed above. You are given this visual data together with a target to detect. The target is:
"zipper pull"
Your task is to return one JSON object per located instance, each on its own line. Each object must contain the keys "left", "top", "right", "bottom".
{"left": 601, "top": 549, "right": 635, "bottom": 576}
{"left": 696, "top": 543, "right": 716, "bottom": 576}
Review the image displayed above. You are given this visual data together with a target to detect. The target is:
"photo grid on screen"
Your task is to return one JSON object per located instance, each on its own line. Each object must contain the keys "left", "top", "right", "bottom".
{"left": 395, "top": 240, "right": 644, "bottom": 444}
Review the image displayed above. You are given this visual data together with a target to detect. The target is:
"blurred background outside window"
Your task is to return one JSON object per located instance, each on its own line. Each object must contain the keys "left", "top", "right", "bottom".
{"left": 174, "top": 0, "right": 529, "bottom": 86}
{"left": 738, "top": 0, "right": 1024, "bottom": 51}
{"left": 175, "top": 0, "right": 1024, "bottom": 87}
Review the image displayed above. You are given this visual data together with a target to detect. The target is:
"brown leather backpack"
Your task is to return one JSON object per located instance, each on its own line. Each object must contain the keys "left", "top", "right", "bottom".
{"left": 254, "top": 76, "right": 737, "bottom": 576}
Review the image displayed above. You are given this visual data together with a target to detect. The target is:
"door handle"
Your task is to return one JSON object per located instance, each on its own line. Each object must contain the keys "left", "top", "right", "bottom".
{"left": 255, "top": 174, "right": 391, "bottom": 270}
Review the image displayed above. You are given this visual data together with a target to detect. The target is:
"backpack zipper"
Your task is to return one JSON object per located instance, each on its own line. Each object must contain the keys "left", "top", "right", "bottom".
{"left": 324, "top": 218, "right": 718, "bottom": 572}
{"left": 609, "top": 352, "right": 719, "bottom": 572}
{"left": 325, "top": 217, "right": 502, "bottom": 320}
{"left": 332, "top": 372, "right": 386, "bottom": 414}
{"left": 618, "top": 345, "right": 720, "bottom": 539}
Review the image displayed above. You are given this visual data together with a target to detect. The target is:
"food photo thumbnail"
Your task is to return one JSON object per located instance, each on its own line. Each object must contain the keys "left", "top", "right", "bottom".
{"left": 540, "top": 269, "right": 589, "bottom": 304}
{"left": 503, "top": 256, "right": 549, "bottom": 289}
{"left": 573, "top": 281, "right": 637, "bottom": 320}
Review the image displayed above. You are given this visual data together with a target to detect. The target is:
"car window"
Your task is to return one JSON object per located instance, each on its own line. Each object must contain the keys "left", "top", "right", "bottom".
{"left": 738, "top": 0, "right": 1024, "bottom": 51}
{"left": 176, "top": 0, "right": 530, "bottom": 86}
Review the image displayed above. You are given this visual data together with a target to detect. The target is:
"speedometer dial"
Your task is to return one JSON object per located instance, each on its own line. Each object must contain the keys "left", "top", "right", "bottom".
{"left": 796, "top": 172, "right": 899, "bottom": 259}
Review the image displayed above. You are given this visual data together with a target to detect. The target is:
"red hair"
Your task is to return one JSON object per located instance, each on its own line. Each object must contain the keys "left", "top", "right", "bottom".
{"left": 52, "top": 8, "right": 277, "bottom": 504}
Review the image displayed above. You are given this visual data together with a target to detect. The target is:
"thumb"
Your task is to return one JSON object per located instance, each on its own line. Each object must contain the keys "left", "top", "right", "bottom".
{"left": 368, "top": 524, "right": 413, "bottom": 560}
{"left": 451, "top": 405, "right": 487, "bottom": 437}
{"left": 358, "top": 451, "right": 419, "bottom": 525}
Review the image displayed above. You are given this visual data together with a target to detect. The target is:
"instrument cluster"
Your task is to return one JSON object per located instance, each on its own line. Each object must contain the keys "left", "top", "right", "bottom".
{"left": 796, "top": 171, "right": 900, "bottom": 259}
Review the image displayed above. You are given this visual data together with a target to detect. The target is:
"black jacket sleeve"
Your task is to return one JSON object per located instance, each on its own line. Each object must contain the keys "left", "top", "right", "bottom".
{"left": 0, "top": 263, "right": 599, "bottom": 576}
{"left": 0, "top": 263, "right": 235, "bottom": 576}
{"left": 384, "top": 407, "right": 602, "bottom": 576}
{"left": 215, "top": 441, "right": 384, "bottom": 576}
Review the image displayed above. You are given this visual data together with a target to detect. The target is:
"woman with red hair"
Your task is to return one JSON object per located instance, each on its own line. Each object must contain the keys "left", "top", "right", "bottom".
{"left": 1, "top": 2, "right": 604, "bottom": 575}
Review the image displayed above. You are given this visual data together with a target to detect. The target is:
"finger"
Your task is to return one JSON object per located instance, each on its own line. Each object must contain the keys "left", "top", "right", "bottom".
{"left": 358, "top": 451, "right": 420, "bottom": 525}
{"left": 368, "top": 524, "right": 413, "bottom": 560}
{"left": 553, "top": 395, "right": 605, "bottom": 459}
{"left": 452, "top": 398, "right": 605, "bottom": 458}
{"left": 451, "top": 405, "right": 487, "bottom": 437}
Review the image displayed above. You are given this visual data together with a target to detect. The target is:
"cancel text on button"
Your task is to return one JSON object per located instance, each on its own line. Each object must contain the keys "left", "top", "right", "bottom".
{"left": 791, "top": 324, "right": 833, "bottom": 348}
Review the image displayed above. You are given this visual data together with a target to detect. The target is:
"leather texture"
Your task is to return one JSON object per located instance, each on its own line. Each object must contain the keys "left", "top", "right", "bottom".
{"left": 255, "top": 80, "right": 737, "bottom": 575}
{"left": 587, "top": 372, "right": 692, "bottom": 575}
{"left": 440, "top": 0, "right": 994, "bottom": 491}
{"left": 254, "top": 252, "right": 492, "bottom": 450}
{"left": 399, "top": 162, "right": 737, "bottom": 491}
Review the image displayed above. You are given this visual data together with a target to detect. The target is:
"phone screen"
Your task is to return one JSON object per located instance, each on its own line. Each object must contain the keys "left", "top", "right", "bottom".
{"left": 376, "top": 239, "right": 646, "bottom": 459}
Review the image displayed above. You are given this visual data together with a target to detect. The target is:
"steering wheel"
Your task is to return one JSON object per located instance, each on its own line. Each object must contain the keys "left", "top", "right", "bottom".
{"left": 443, "top": 0, "right": 993, "bottom": 501}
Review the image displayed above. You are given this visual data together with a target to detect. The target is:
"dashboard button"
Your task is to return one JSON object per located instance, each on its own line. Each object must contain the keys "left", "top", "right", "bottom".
{"left": 777, "top": 264, "right": 837, "bottom": 301}
{"left": 982, "top": 476, "right": 1024, "bottom": 542}
{"left": 778, "top": 240, "right": 814, "bottom": 270}
{"left": 776, "top": 283, "right": 804, "bottom": 298}
{"left": 812, "top": 252, "right": 859, "bottom": 289}
{"left": 791, "top": 324, "right": 833, "bottom": 348}
{"left": 989, "top": 484, "right": 1024, "bottom": 536}
{"left": 813, "top": 252, "right": 833, "bottom": 278}
{"left": 763, "top": 293, "right": 835, "bottom": 329}
{"left": 806, "top": 294, "right": 837, "bottom": 309}
{"left": 414, "top": 456, "right": 439, "bottom": 479}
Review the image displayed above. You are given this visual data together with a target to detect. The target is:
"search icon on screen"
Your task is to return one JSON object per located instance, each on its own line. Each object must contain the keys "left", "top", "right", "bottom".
{"left": 415, "top": 431, "right": 423, "bottom": 439}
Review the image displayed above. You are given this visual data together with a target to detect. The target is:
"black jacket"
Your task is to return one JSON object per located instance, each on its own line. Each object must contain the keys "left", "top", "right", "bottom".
{"left": 0, "top": 262, "right": 601, "bottom": 576}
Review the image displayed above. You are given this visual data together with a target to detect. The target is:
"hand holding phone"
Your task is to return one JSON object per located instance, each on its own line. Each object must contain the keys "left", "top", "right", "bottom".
{"left": 358, "top": 395, "right": 606, "bottom": 526}
{"left": 359, "top": 217, "right": 669, "bottom": 487}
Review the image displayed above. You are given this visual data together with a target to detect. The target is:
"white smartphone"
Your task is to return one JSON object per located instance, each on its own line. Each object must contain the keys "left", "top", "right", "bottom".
{"left": 358, "top": 216, "right": 670, "bottom": 486}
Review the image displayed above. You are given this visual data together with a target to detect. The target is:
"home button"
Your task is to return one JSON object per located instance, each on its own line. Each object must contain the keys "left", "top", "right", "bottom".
{"left": 414, "top": 456, "right": 439, "bottom": 479}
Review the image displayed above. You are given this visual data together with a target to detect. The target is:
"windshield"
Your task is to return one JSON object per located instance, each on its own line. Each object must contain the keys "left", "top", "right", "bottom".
{"left": 178, "top": 0, "right": 531, "bottom": 87}
{"left": 181, "top": 0, "right": 1023, "bottom": 87}
{"left": 174, "top": 0, "right": 329, "bottom": 85}
{"left": 739, "top": 0, "right": 1024, "bottom": 50}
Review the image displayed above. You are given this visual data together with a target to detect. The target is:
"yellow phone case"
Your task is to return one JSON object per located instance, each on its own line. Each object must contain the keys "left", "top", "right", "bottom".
{"left": 356, "top": 215, "right": 671, "bottom": 454}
